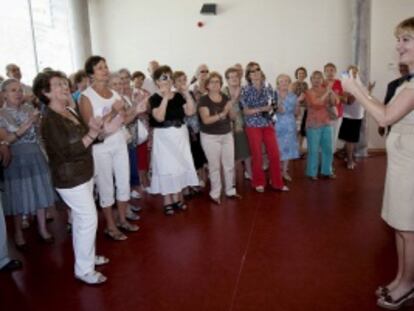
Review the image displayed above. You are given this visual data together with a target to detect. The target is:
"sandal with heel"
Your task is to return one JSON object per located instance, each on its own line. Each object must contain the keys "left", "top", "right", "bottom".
{"left": 164, "top": 204, "right": 175, "bottom": 216}
{"left": 118, "top": 221, "right": 140, "bottom": 232}
{"left": 377, "top": 287, "right": 414, "bottom": 310}
{"left": 376, "top": 286, "right": 390, "bottom": 298}
{"left": 173, "top": 201, "right": 187, "bottom": 211}
{"left": 104, "top": 228, "right": 127, "bottom": 241}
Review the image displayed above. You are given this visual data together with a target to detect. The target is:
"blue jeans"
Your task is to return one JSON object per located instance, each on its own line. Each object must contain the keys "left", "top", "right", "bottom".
{"left": 128, "top": 146, "right": 140, "bottom": 186}
{"left": 306, "top": 126, "right": 333, "bottom": 177}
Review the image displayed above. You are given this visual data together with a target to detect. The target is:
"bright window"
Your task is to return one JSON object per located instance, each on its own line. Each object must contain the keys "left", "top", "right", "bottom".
{"left": 0, "top": 0, "right": 74, "bottom": 85}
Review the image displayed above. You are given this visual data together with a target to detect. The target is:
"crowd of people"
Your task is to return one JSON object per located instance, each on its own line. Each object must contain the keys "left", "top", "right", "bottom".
{"left": 0, "top": 58, "right": 368, "bottom": 280}
{"left": 1, "top": 15, "right": 414, "bottom": 309}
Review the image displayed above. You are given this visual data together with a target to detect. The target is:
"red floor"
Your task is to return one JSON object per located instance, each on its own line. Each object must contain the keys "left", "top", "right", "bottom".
{"left": 0, "top": 154, "right": 395, "bottom": 311}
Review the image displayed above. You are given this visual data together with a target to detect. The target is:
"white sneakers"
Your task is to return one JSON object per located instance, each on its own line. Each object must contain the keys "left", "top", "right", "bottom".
{"left": 95, "top": 255, "right": 110, "bottom": 266}
{"left": 244, "top": 171, "right": 252, "bottom": 180}
{"left": 75, "top": 255, "right": 109, "bottom": 285}
{"left": 255, "top": 186, "right": 265, "bottom": 193}
{"left": 76, "top": 271, "right": 107, "bottom": 285}
{"left": 130, "top": 190, "right": 141, "bottom": 199}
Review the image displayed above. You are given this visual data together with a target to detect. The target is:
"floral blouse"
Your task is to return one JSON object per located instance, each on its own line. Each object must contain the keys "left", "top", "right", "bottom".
{"left": 304, "top": 88, "right": 331, "bottom": 129}
{"left": 0, "top": 103, "right": 38, "bottom": 145}
{"left": 222, "top": 86, "right": 244, "bottom": 133}
{"left": 240, "top": 83, "right": 277, "bottom": 128}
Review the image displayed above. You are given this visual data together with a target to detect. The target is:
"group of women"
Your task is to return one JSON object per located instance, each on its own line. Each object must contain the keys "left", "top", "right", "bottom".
{"left": 1, "top": 16, "right": 414, "bottom": 310}
{"left": 0, "top": 57, "right": 361, "bottom": 282}
{"left": 0, "top": 58, "right": 366, "bottom": 282}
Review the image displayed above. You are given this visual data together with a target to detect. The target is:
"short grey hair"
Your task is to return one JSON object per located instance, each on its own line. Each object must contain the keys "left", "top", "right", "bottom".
{"left": 118, "top": 68, "right": 131, "bottom": 78}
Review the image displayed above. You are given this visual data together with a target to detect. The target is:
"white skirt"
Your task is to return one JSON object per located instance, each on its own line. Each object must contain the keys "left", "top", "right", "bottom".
{"left": 149, "top": 125, "right": 199, "bottom": 195}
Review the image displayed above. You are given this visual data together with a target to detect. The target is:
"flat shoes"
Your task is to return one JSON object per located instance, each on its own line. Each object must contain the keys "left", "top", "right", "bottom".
{"left": 95, "top": 255, "right": 110, "bottom": 266}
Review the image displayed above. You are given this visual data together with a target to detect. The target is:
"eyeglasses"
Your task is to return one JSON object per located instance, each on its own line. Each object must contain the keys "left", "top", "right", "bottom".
{"left": 200, "top": 70, "right": 209, "bottom": 74}
{"left": 249, "top": 68, "right": 261, "bottom": 74}
{"left": 158, "top": 74, "right": 172, "bottom": 81}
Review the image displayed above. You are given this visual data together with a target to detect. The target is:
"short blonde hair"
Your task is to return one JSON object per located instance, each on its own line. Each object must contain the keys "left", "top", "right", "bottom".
{"left": 395, "top": 17, "right": 414, "bottom": 37}
{"left": 347, "top": 65, "right": 359, "bottom": 71}
{"left": 310, "top": 70, "right": 324, "bottom": 81}
{"left": 276, "top": 74, "right": 292, "bottom": 87}
{"left": 195, "top": 64, "right": 209, "bottom": 78}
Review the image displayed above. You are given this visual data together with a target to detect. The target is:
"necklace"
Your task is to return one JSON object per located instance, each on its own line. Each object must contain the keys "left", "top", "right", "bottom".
{"left": 53, "top": 106, "right": 80, "bottom": 125}
{"left": 278, "top": 90, "right": 288, "bottom": 104}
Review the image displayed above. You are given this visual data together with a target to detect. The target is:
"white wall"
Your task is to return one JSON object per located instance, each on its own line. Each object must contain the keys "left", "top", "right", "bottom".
{"left": 87, "top": 0, "right": 414, "bottom": 149}
{"left": 368, "top": 0, "right": 414, "bottom": 148}
{"left": 88, "top": 0, "right": 352, "bottom": 80}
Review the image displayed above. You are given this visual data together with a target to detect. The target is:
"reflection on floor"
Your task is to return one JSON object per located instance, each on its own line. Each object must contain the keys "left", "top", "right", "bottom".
{"left": 0, "top": 154, "right": 394, "bottom": 311}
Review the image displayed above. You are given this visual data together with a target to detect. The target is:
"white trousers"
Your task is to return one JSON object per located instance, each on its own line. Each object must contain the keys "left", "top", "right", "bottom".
{"left": 56, "top": 179, "right": 97, "bottom": 276}
{"left": 331, "top": 116, "right": 343, "bottom": 151}
{"left": 92, "top": 131, "right": 131, "bottom": 207}
{"left": 200, "top": 132, "right": 236, "bottom": 199}
{"left": 0, "top": 198, "right": 11, "bottom": 269}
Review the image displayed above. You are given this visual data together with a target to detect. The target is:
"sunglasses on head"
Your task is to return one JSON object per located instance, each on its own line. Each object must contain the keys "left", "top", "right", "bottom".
{"left": 158, "top": 74, "right": 172, "bottom": 81}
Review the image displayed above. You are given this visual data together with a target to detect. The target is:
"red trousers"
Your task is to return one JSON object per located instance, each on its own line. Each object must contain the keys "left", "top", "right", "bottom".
{"left": 137, "top": 141, "right": 149, "bottom": 171}
{"left": 245, "top": 126, "right": 284, "bottom": 189}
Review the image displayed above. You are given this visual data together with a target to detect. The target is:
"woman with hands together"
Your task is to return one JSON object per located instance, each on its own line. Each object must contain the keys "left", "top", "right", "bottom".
{"left": 174, "top": 71, "right": 208, "bottom": 193}
{"left": 35, "top": 70, "right": 110, "bottom": 285}
{"left": 223, "top": 67, "right": 252, "bottom": 182}
{"left": 342, "top": 17, "right": 414, "bottom": 310}
{"left": 199, "top": 72, "right": 239, "bottom": 204}
{"left": 274, "top": 74, "right": 301, "bottom": 182}
{"left": 0, "top": 78, "right": 55, "bottom": 249}
{"left": 80, "top": 56, "right": 138, "bottom": 241}
{"left": 304, "top": 71, "right": 336, "bottom": 180}
{"left": 148, "top": 65, "right": 199, "bottom": 215}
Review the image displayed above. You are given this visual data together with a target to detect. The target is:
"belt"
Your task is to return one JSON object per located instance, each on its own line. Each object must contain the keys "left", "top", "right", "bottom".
{"left": 158, "top": 120, "right": 183, "bottom": 128}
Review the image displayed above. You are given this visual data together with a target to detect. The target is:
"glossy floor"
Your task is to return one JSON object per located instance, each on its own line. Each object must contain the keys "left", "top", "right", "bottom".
{"left": 0, "top": 155, "right": 395, "bottom": 311}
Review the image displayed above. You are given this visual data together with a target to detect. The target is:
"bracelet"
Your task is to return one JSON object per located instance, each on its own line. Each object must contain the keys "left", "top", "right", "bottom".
{"left": 87, "top": 133, "right": 97, "bottom": 141}
{"left": 96, "top": 135, "right": 105, "bottom": 142}
{"left": 0, "top": 141, "right": 9, "bottom": 146}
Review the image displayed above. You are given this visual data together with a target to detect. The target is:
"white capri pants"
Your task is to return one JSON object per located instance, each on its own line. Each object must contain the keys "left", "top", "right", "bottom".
{"left": 56, "top": 179, "right": 97, "bottom": 277}
{"left": 92, "top": 131, "right": 130, "bottom": 207}
{"left": 200, "top": 132, "right": 236, "bottom": 199}
{"left": 331, "top": 116, "right": 343, "bottom": 151}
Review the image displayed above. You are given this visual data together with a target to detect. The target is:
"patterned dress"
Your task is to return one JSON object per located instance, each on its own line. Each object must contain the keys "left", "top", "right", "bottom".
{"left": 275, "top": 92, "right": 300, "bottom": 161}
{"left": 0, "top": 104, "right": 55, "bottom": 215}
